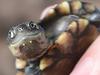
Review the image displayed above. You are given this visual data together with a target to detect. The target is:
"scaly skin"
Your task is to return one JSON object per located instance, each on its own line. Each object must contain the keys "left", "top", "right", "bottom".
{"left": 7, "top": 0, "right": 100, "bottom": 75}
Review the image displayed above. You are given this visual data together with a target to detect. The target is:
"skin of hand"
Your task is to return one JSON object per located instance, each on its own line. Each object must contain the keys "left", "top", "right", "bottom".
{"left": 40, "top": 5, "right": 100, "bottom": 75}
{"left": 70, "top": 35, "right": 100, "bottom": 75}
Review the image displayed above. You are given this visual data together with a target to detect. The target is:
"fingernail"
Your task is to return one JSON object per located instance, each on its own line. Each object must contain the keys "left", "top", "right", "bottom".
{"left": 40, "top": 4, "right": 57, "bottom": 20}
{"left": 70, "top": 57, "right": 94, "bottom": 75}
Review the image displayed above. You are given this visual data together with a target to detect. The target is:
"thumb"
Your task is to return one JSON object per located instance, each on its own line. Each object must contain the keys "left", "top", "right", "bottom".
{"left": 70, "top": 35, "right": 100, "bottom": 75}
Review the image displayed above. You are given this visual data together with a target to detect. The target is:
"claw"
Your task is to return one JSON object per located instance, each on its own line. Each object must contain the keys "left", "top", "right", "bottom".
{"left": 68, "top": 18, "right": 89, "bottom": 35}
{"left": 83, "top": 9, "right": 100, "bottom": 28}
{"left": 81, "top": 1, "right": 100, "bottom": 23}
{"left": 83, "top": 3, "right": 96, "bottom": 13}
{"left": 88, "top": 10, "right": 100, "bottom": 22}
{"left": 40, "top": 4, "right": 57, "bottom": 20}
{"left": 71, "top": 0, "right": 82, "bottom": 14}
{"left": 55, "top": 1, "right": 70, "bottom": 15}
{"left": 25, "top": 62, "right": 42, "bottom": 75}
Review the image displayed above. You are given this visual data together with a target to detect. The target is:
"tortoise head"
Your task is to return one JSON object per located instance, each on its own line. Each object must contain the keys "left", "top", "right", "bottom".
{"left": 7, "top": 21, "right": 49, "bottom": 60}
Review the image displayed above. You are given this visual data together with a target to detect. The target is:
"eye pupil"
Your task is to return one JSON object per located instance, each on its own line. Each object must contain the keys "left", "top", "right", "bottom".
{"left": 28, "top": 21, "right": 40, "bottom": 30}
{"left": 30, "top": 23, "right": 35, "bottom": 28}
{"left": 29, "top": 22, "right": 38, "bottom": 29}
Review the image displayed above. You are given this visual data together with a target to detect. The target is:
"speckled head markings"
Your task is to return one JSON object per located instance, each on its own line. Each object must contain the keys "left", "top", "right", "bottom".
{"left": 7, "top": 21, "right": 50, "bottom": 60}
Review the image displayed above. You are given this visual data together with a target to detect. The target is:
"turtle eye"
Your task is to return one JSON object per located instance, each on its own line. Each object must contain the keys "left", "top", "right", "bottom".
{"left": 8, "top": 29, "right": 16, "bottom": 39}
{"left": 29, "top": 21, "right": 39, "bottom": 30}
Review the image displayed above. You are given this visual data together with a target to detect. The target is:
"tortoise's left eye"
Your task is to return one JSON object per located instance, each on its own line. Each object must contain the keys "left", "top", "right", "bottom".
{"left": 8, "top": 29, "right": 16, "bottom": 39}
{"left": 29, "top": 21, "right": 39, "bottom": 30}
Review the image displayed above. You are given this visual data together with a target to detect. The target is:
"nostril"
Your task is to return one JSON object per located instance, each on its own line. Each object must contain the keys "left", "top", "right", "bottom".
{"left": 18, "top": 27, "right": 23, "bottom": 32}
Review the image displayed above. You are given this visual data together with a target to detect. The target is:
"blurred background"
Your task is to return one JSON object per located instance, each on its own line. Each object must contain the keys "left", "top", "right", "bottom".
{"left": 0, "top": 0, "right": 100, "bottom": 75}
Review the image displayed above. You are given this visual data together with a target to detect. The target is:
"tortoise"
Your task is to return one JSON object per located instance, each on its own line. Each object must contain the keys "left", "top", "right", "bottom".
{"left": 7, "top": 0, "right": 100, "bottom": 75}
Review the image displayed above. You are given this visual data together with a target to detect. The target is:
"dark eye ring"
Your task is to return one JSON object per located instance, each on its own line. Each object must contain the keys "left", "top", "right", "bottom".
{"left": 29, "top": 21, "right": 39, "bottom": 29}
{"left": 29, "top": 21, "right": 35, "bottom": 27}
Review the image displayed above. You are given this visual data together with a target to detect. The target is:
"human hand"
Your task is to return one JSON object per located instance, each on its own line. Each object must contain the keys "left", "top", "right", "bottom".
{"left": 70, "top": 35, "right": 100, "bottom": 75}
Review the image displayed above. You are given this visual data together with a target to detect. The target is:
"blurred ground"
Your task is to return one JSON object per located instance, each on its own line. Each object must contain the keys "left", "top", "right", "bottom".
{"left": 0, "top": 0, "right": 100, "bottom": 75}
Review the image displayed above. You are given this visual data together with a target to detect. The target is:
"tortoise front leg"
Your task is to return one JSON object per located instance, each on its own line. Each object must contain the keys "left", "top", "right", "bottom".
{"left": 55, "top": 18, "right": 99, "bottom": 74}
{"left": 40, "top": 0, "right": 100, "bottom": 23}
{"left": 39, "top": 18, "right": 99, "bottom": 75}
{"left": 16, "top": 58, "right": 27, "bottom": 75}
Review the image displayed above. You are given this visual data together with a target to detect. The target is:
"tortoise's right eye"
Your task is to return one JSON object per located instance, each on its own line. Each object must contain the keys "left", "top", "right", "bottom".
{"left": 28, "top": 21, "right": 39, "bottom": 30}
{"left": 29, "top": 21, "right": 36, "bottom": 28}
